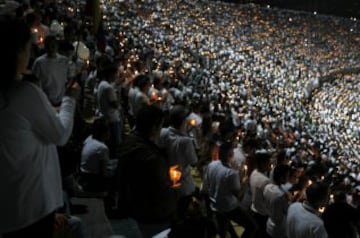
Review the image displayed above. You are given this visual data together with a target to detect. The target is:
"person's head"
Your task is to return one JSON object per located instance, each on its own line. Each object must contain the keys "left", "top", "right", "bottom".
{"left": 0, "top": 18, "right": 32, "bottom": 90}
{"left": 219, "top": 142, "right": 235, "bottom": 166}
{"left": 306, "top": 182, "right": 329, "bottom": 209}
{"left": 273, "top": 164, "right": 290, "bottom": 185}
{"left": 135, "top": 104, "right": 164, "bottom": 142}
{"left": 255, "top": 150, "right": 272, "bottom": 173}
{"left": 44, "top": 35, "right": 58, "bottom": 57}
{"left": 169, "top": 105, "right": 190, "bottom": 131}
{"left": 92, "top": 117, "right": 110, "bottom": 142}
{"left": 136, "top": 74, "right": 151, "bottom": 93}
{"left": 99, "top": 62, "right": 119, "bottom": 82}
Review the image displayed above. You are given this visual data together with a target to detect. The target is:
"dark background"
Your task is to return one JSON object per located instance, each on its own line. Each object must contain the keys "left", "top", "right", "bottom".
{"left": 223, "top": 0, "right": 360, "bottom": 18}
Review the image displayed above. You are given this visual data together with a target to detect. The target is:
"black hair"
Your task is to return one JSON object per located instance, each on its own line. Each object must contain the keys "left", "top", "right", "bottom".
{"left": 169, "top": 105, "right": 190, "bottom": 129}
{"left": 219, "top": 142, "right": 234, "bottom": 164}
{"left": 135, "top": 105, "right": 164, "bottom": 137}
{"left": 306, "top": 182, "right": 329, "bottom": 207}
{"left": 136, "top": 74, "right": 151, "bottom": 91}
{"left": 92, "top": 117, "right": 110, "bottom": 141}
{"left": 273, "top": 164, "right": 290, "bottom": 184}
{"left": 0, "top": 18, "right": 31, "bottom": 98}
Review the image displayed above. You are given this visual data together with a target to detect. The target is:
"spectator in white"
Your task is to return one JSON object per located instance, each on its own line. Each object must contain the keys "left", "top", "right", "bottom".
{"left": 263, "top": 164, "right": 291, "bottom": 238}
{"left": 79, "top": 117, "right": 115, "bottom": 192}
{"left": 132, "top": 74, "right": 151, "bottom": 118}
{"left": 127, "top": 74, "right": 141, "bottom": 127}
{"left": 0, "top": 19, "right": 77, "bottom": 237}
{"left": 249, "top": 150, "right": 272, "bottom": 238}
{"left": 97, "top": 62, "right": 122, "bottom": 155}
{"left": 32, "top": 35, "right": 71, "bottom": 106}
{"left": 287, "top": 182, "right": 329, "bottom": 238}
{"left": 158, "top": 105, "right": 198, "bottom": 218}
{"left": 204, "top": 142, "right": 257, "bottom": 238}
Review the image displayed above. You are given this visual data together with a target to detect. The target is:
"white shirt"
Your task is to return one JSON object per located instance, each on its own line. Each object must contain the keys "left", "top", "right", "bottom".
{"left": 133, "top": 90, "right": 150, "bottom": 117}
{"left": 128, "top": 86, "right": 139, "bottom": 116}
{"left": 0, "top": 81, "right": 75, "bottom": 233}
{"left": 263, "top": 184, "right": 289, "bottom": 237}
{"left": 81, "top": 135, "right": 109, "bottom": 175}
{"left": 287, "top": 202, "right": 328, "bottom": 238}
{"left": 250, "top": 169, "right": 270, "bottom": 216}
{"left": 32, "top": 53, "right": 70, "bottom": 105}
{"left": 159, "top": 127, "right": 198, "bottom": 196}
{"left": 204, "top": 160, "right": 240, "bottom": 212}
{"left": 97, "top": 80, "right": 120, "bottom": 122}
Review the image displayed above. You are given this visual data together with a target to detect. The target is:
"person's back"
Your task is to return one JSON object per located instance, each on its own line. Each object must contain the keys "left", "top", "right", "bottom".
{"left": 287, "top": 202, "right": 327, "bottom": 238}
{"left": 116, "top": 105, "right": 177, "bottom": 237}
{"left": 206, "top": 160, "right": 240, "bottom": 212}
{"left": 97, "top": 80, "right": 119, "bottom": 122}
{"left": 286, "top": 182, "right": 329, "bottom": 238}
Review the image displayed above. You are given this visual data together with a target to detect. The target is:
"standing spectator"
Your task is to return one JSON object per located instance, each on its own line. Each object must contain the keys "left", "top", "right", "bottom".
{"left": 116, "top": 105, "right": 178, "bottom": 237}
{"left": 159, "top": 105, "right": 198, "bottom": 218}
{"left": 249, "top": 150, "right": 272, "bottom": 238}
{"left": 322, "top": 191, "right": 360, "bottom": 238}
{"left": 263, "top": 164, "right": 290, "bottom": 238}
{"left": 287, "top": 182, "right": 329, "bottom": 238}
{"left": 132, "top": 74, "right": 151, "bottom": 118}
{"left": 32, "top": 35, "right": 71, "bottom": 106}
{"left": 204, "top": 142, "right": 257, "bottom": 238}
{"left": 97, "top": 62, "right": 123, "bottom": 156}
{"left": 0, "top": 19, "right": 77, "bottom": 237}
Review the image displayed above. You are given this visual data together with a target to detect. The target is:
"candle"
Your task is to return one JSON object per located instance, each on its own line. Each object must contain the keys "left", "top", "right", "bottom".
{"left": 189, "top": 119, "right": 196, "bottom": 127}
{"left": 308, "top": 180, "right": 313, "bottom": 186}
{"left": 318, "top": 207, "right": 325, "bottom": 213}
{"left": 169, "top": 165, "right": 182, "bottom": 188}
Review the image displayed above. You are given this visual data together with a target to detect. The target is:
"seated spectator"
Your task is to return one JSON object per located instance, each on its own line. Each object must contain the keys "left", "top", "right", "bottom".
{"left": 116, "top": 105, "right": 178, "bottom": 237}
{"left": 287, "top": 182, "right": 329, "bottom": 238}
{"left": 79, "top": 117, "right": 116, "bottom": 192}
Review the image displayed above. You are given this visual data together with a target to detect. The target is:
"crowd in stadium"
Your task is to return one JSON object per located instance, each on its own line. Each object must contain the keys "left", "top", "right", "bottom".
{"left": 0, "top": 0, "right": 360, "bottom": 237}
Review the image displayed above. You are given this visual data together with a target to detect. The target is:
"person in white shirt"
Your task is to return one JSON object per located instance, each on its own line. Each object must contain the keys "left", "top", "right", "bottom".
{"left": 263, "top": 164, "right": 291, "bottom": 238}
{"left": 287, "top": 182, "right": 329, "bottom": 238}
{"left": 132, "top": 74, "right": 151, "bottom": 118}
{"left": 97, "top": 63, "right": 123, "bottom": 155}
{"left": 158, "top": 105, "right": 198, "bottom": 218}
{"left": 32, "top": 35, "right": 71, "bottom": 106}
{"left": 80, "top": 117, "right": 114, "bottom": 192}
{"left": 0, "top": 19, "right": 77, "bottom": 237}
{"left": 204, "top": 142, "right": 257, "bottom": 238}
{"left": 128, "top": 75, "right": 141, "bottom": 127}
{"left": 249, "top": 150, "right": 272, "bottom": 238}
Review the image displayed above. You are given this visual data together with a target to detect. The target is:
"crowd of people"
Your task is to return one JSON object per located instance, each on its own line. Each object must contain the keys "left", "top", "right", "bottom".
{"left": 0, "top": 0, "right": 360, "bottom": 237}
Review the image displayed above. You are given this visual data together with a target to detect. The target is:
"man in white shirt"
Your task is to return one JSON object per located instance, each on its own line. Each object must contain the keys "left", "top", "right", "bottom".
{"left": 97, "top": 63, "right": 122, "bottom": 156}
{"left": 158, "top": 105, "right": 198, "bottom": 218}
{"left": 204, "top": 142, "right": 257, "bottom": 238}
{"left": 132, "top": 75, "right": 151, "bottom": 117}
{"left": 249, "top": 150, "right": 272, "bottom": 238}
{"left": 263, "top": 164, "right": 290, "bottom": 238}
{"left": 80, "top": 117, "right": 114, "bottom": 192}
{"left": 287, "top": 182, "right": 329, "bottom": 238}
{"left": 32, "top": 35, "right": 70, "bottom": 106}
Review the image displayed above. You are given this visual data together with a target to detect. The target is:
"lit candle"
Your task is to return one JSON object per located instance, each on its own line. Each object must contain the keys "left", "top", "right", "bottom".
{"left": 308, "top": 180, "right": 313, "bottom": 186}
{"left": 189, "top": 119, "right": 196, "bottom": 127}
{"left": 318, "top": 207, "right": 325, "bottom": 213}
{"left": 169, "top": 165, "right": 182, "bottom": 188}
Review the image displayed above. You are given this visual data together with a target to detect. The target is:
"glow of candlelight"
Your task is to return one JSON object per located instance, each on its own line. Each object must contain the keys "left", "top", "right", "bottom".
{"left": 169, "top": 165, "right": 182, "bottom": 188}
{"left": 308, "top": 180, "right": 313, "bottom": 186}
{"left": 189, "top": 119, "right": 196, "bottom": 127}
{"left": 318, "top": 207, "right": 325, "bottom": 213}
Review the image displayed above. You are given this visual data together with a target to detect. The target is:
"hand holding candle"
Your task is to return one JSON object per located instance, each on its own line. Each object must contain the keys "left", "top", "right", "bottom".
{"left": 169, "top": 165, "right": 182, "bottom": 188}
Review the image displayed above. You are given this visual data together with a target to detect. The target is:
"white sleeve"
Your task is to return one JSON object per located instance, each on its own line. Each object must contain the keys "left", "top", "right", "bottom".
{"left": 24, "top": 82, "right": 76, "bottom": 146}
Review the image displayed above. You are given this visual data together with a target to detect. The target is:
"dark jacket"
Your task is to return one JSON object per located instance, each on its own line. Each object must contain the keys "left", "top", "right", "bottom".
{"left": 116, "top": 133, "right": 178, "bottom": 223}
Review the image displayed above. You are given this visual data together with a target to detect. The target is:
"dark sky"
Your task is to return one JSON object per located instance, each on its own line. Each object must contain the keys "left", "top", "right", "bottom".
{"left": 231, "top": 0, "right": 360, "bottom": 17}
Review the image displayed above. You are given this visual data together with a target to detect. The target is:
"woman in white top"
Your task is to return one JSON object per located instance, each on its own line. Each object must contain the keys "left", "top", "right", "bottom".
{"left": 0, "top": 19, "right": 77, "bottom": 237}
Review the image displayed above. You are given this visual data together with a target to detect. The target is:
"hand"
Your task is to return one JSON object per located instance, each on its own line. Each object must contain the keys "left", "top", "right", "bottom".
{"left": 54, "top": 213, "right": 68, "bottom": 230}
{"left": 65, "top": 81, "right": 81, "bottom": 100}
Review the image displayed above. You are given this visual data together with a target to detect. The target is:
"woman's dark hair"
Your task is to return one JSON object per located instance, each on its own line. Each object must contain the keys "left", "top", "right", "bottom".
{"left": 0, "top": 18, "right": 31, "bottom": 94}
{"left": 273, "top": 164, "right": 290, "bottom": 184}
